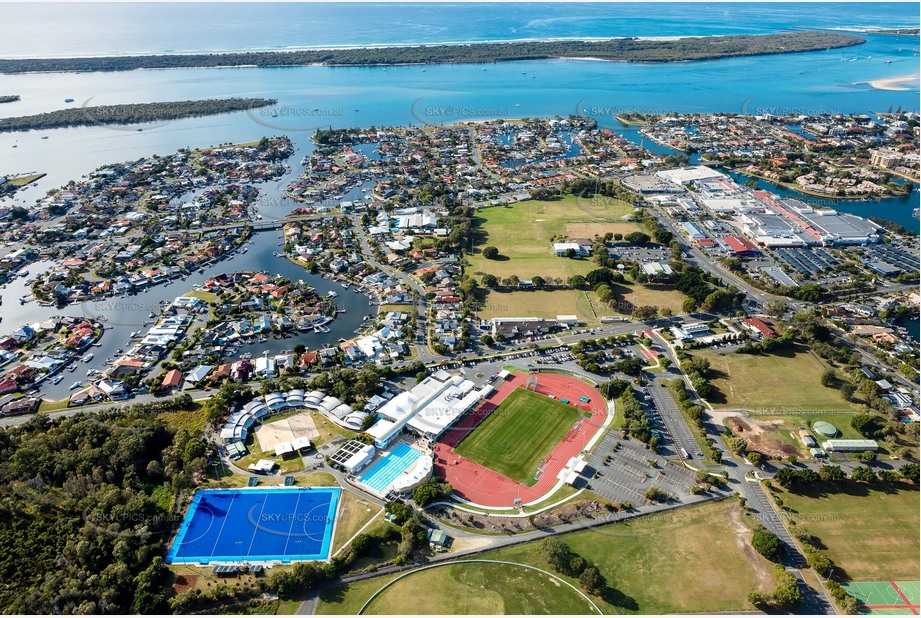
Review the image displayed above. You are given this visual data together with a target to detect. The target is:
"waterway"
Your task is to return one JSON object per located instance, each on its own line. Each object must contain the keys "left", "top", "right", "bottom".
{"left": 0, "top": 227, "right": 375, "bottom": 401}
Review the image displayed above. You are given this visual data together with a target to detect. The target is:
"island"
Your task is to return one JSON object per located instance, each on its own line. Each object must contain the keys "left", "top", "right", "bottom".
{"left": 0, "top": 31, "right": 864, "bottom": 74}
{"left": 0, "top": 97, "right": 277, "bottom": 132}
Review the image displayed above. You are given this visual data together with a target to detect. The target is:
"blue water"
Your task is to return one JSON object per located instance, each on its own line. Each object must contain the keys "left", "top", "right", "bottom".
{"left": 358, "top": 443, "right": 424, "bottom": 493}
{"left": 167, "top": 488, "right": 340, "bottom": 563}
{"left": 0, "top": 3, "right": 918, "bottom": 228}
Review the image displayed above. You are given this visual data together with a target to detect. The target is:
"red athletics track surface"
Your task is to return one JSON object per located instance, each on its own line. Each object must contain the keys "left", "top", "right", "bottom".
{"left": 433, "top": 372, "right": 607, "bottom": 507}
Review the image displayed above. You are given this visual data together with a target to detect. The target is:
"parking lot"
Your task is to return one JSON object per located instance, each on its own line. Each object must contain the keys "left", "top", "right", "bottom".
{"left": 583, "top": 428, "right": 704, "bottom": 505}
{"left": 608, "top": 243, "right": 671, "bottom": 263}
{"left": 645, "top": 378, "right": 702, "bottom": 462}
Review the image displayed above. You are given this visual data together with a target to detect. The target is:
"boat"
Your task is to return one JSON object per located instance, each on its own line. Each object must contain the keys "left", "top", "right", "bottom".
{"left": 148, "top": 312, "right": 156, "bottom": 319}
{"left": 81, "top": 353, "right": 93, "bottom": 362}
{"left": 51, "top": 375, "right": 64, "bottom": 385}
{"left": 41, "top": 136, "right": 49, "bottom": 140}
{"left": 64, "top": 98, "right": 74, "bottom": 103}
{"left": 69, "top": 381, "right": 82, "bottom": 390}
{"left": 258, "top": 337, "right": 267, "bottom": 343}
{"left": 326, "top": 290, "right": 338, "bottom": 298}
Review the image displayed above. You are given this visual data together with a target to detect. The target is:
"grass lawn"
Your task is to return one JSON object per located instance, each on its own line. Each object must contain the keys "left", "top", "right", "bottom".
{"left": 7, "top": 172, "right": 45, "bottom": 187}
{"left": 318, "top": 501, "right": 773, "bottom": 615}
{"left": 468, "top": 196, "right": 634, "bottom": 283}
{"left": 332, "top": 491, "right": 383, "bottom": 554}
{"left": 565, "top": 221, "right": 642, "bottom": 238}
{"left": 307, "top": 409, "right": 358, "bottom": 448}
{"left": 478, "top": 289, "right": 603, "bottom": 323}
{"left": 38, "top": 398, "right": 72, "bottom": 413}
{"left": 609, "top": 283, "right": 688, "bottom": 315}
{"left": 453, "top": 387, "right": 581, "bottom": 485}
{"left": 692, "top": 345, "right": 855, "bottom": 411}
{"left": 480, "top": 500, "right": 773, "bottom": 614}
{"left": 295, "top": 471, "right": 339, "bottom": 487}
{"left": 378, "top": 303, "right": 413, "bottom": 314}
{"left": 364, "top": 562, "right": 598, "bottom": 615}
{"left": 775, "top": 482, "right": 920, "bottom": 581}
{"left": 182, "top": 289, "right": 219, "bottom": 303}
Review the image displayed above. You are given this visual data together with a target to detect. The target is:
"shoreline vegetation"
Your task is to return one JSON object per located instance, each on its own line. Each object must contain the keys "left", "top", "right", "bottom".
{"left": 0, "top": 32, "right": 865, "bottom": 74}
{"left": 0, "top": 97, "right": 277, "bottom": 133}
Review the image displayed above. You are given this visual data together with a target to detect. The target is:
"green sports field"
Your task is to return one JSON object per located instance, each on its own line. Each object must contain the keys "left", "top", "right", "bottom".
{"left": 453, "top": 387, "right": 580, "bottom": 485}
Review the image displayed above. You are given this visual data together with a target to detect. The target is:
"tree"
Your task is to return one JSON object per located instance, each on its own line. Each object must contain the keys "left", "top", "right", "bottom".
{"left": 412, "top": 477, "right": 452, "bottom": 506}
{"left": 482, "top": 246, "right": 500, "bottom": 259}
{"left": 481, "top": 273, "right": 499, "bottom": 288}
{"left": 748, "top": 451, "right": 764, "bottom": 466}
{"left": 539, "top": 538, "right": 573, "bottom": 573}
{"left": 820, "top": 369, "right": 837, "bottom": 388}
{"left": 747, "top": 591, "right": 771, "bottom": 609}
{"left": 751, "top": 530, "right": 784, "bottom": 562}
{"left": 659, "top": 306, "right": 673, "bottom": 318}
{"left": 579, "top": 566, "right": 607, "bottom": 595}
{"left": 839, "top": 382, "right": 856, "bottom": 402}
{"left": 771, "top": 565, "right": 802, "bottom": 610}
{"left": 601, "top": 379, "right": 631, "bottom": 399}
{"left": 773, "top": 467, "right": 799, "bottom": 489}
{"left": 682, "top": 297, "right": 698, "bottom": 314}
{"left": 858, "top": 450, "right": 876, "bottom": 462}
{"left": 595, "top": 283, "right": 615, "bottom": 303}
{"left": 625, "top": 231, "right": 650, "bottom": 245}
{"left": 586, "top": 267, "right": 615, "bottom": 287}
{"left": 632, "top": 305, "right": 658, "bottom": 320}
{"left": 480, "top": 334, "right": 494, "bottom": 346}
{"left": 818, "top": 464, "right": 846, "bottom": 483}
{"left": 850, "top": 466, "right": 877, "bottom": 483}
{"left": 531, "top": 275, "right": 546, "bottom": 287}
{"left": 764, "top": 301, "right": 787, "bottom": 319}
{"left": 850, "top": 413, "right": 882, "bottom": 438}
{"left": 564, "top": 247, "right": 577, "bottom": 259}
{"left": 653, "top": 228, "right": 673, "bottom": 244}
{"left": 728, "top": 436, "right": 748, "bottom": 456}
{"left": 899, "top": 462, "right": 920, "bottom": 484}
{"left": 569, "top": 274, "right": 586, "bottom": 288}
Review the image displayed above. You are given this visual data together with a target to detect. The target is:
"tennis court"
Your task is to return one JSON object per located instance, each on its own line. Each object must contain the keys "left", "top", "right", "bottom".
{"left": 166, "top": 487, "right": 340, "bottom": 564}
{"left": 358, "top": 443, "right": 424, "bottom": 493}
{"left": 842, "top": 581, "right": 920, "bottom": 615}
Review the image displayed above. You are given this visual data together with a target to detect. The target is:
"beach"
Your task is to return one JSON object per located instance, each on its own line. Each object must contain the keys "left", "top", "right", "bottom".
{"left": 867, "top": 73, "right": 921, "bottom": 91}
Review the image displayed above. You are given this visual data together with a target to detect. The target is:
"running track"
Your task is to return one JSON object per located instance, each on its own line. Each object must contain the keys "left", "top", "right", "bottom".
{"left": 433, "top": 372, "right": 607, "bottom": 507}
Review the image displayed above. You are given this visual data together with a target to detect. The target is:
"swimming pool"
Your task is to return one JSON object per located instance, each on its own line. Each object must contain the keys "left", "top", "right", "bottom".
{"left": 166, "top": 487, "right": 340, "bottom": 564}
{"left": 358, "top": 443, "right": 424, "bottom": 494}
